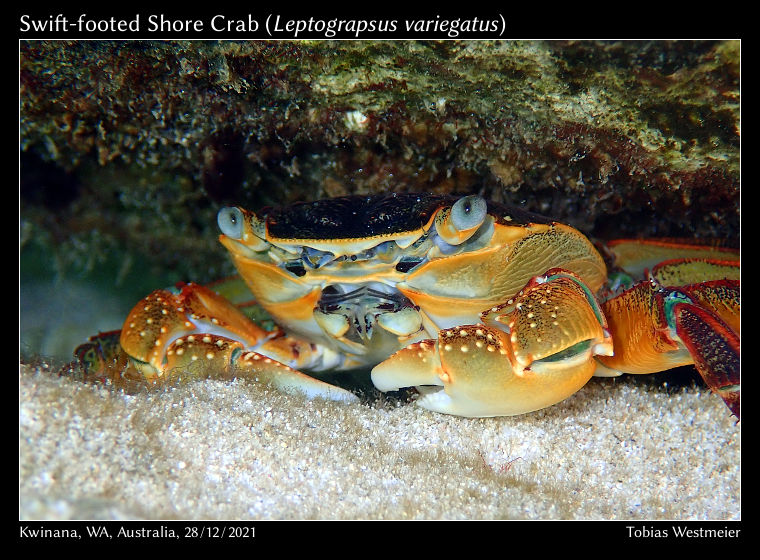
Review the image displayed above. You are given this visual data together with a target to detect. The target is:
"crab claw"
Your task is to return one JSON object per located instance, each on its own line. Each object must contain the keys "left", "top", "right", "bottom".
{"left": 370, "top": 339, "right": 444, "bottom": 393}
{"left": 70, "top": 282, "right": 357, "bottom": 402}
{"left": 372, "top": 269, "right": 613, "bottom": 417}
{"left": 72, "top": 322, "right": 357, "bottom": 403}
{"left": 119, "top": 282, "right": 272, "bottom": 374}
{"left": 162, "top": 333, "right": 358, "bottom": 402}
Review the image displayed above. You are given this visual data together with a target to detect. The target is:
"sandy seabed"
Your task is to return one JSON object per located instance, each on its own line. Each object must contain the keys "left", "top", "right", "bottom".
{"left": 19, "top": 363, "right": 740, "bottom": 520}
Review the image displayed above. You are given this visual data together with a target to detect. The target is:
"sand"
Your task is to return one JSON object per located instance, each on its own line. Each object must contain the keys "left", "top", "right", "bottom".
{"left": 19, "top": 361, "right": 740, "bottom": 520}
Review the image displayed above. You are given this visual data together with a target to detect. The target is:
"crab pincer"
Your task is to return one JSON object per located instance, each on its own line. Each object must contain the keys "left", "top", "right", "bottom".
{"left": 372, "top": 269, "right": 613, "bottom": 416}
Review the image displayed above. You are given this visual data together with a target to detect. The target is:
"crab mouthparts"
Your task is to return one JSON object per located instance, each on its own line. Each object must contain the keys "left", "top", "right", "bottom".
{"left": 316, "top": 282, "right": 420, "bottom": 343}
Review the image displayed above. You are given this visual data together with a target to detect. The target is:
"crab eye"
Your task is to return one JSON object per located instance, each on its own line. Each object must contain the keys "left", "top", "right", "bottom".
{"left": 435, "top": 195, "right": 488, "bottom": 246}
{"left": 451, "top": 195, "right": 487, "bottom": 232}
{"left": 218, "top": 207, "right": 244, "bottom": 239}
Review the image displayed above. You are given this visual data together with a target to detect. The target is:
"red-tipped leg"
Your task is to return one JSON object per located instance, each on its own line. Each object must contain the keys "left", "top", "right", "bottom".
{"left": 67, "top": 330, "right": 156, "bottom": 389}
{"left": 673, "top": 302, "right": 740, "bottom": 420}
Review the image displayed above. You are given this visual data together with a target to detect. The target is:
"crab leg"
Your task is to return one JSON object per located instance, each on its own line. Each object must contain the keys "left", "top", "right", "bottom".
{"left": 672, "top": 301, "right": 740, "bottom": 418}
{"left": 596, "top": 280, "right": 740, "bottom": 418}
{"left": 69, "top": 330, "right": 136, "bottom": 386}
{"left": 650, "top": 258, "right": 740, "bottom": 285}
{"left": 596, "top": 281, "right": 691, "bottom": 374}
{"left": 679, "top": 280, "right": 740, "bottom": 335}
{"left": 606, "top": 239, "right": 739, "bottom": 279}
{"left": 70, "top": 282, "right": 356, "bottom": 402}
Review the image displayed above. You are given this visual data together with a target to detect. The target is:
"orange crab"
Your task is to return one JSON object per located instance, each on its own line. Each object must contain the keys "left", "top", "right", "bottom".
{"left": 72, "top": 193, "right": 740, "bottom": 419}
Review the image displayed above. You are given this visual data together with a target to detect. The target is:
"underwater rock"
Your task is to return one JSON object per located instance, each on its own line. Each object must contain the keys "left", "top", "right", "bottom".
{"left": 20, "top": 40, "right": 739, "bottom": 283}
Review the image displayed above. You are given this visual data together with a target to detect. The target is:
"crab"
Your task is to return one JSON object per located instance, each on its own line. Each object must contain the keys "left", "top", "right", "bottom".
{"left": 71, "top": 193, "right": 740, "bottom": 420}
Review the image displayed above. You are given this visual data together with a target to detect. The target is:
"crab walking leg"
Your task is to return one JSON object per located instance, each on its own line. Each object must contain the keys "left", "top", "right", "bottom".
{"left": 672, "top": 303, "right": 740, "bottom": 418}
{"left": 679, "top": 280, "right": 740, "bottom": 336}
{"left": 605, "top": 239, "right": 739, "bottom": 279}
{"left": 596, "top": 280, "right": 740, "bottom": 418}
{"left": 372, "top": 269, "right": 613, "bottom": 417}
{"left": 596, "top": 281, "right": 692, "bottom": 374}
{"left": 650, "top": 258, "right": 740, "bottom": 285}
{"left": 69, "top": 330, "right": 139, "bottom": 387}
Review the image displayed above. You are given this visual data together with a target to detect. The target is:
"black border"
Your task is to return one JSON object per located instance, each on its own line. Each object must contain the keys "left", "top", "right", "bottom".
{"left": 16, "top": 519, "right": 745, "bottom": 543}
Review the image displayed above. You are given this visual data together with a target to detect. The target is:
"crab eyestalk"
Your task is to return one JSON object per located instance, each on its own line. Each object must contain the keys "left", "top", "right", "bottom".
{"left": 434, "top": 195, "right": 488, "bottom": 246}
{"left": 218, "top": 206, "right": 269, "bottom": 252}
